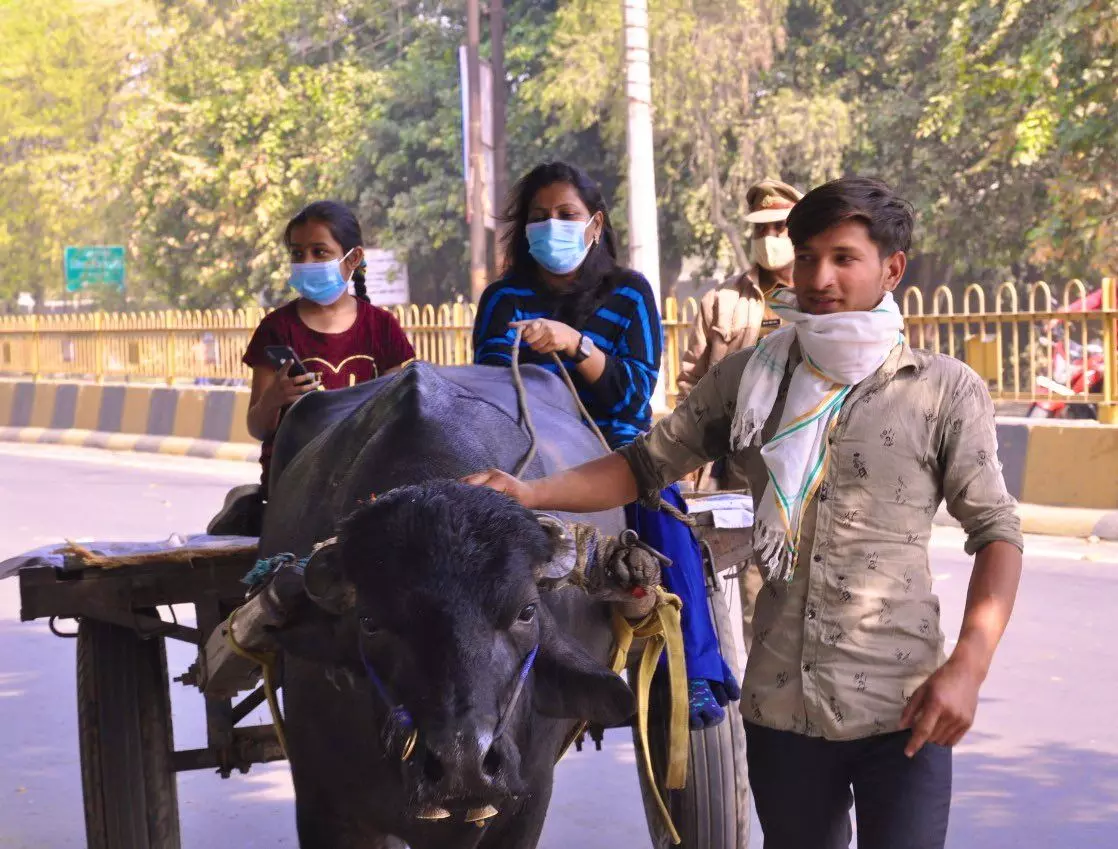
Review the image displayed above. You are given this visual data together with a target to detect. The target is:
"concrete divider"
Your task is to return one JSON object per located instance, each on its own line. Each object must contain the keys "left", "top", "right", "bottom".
{"left": 996, "top": 417, "right": 1118, "bottom": 510}
{"left": 0, "top": 378, "right": 258, "bottom": 462}
{"left": 1, "top": 380, "right": 1116, "bottom": 514}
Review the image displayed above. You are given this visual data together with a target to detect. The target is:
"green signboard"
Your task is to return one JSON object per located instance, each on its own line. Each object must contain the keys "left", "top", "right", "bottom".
{"left": 64, "top": 246, "right": 126, "bottom": 292}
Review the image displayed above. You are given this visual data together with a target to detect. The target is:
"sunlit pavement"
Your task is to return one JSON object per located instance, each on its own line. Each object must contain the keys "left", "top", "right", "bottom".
{"left": 1, "top": 442, "right": 1116, "bottom": 848}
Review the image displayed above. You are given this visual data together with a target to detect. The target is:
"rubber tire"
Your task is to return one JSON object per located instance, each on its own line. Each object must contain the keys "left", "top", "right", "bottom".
{"left": 78, "top": 619, "right": 181, "bottom": 849}
{"left": 632, "top": 573, "right": 750, "bottom": 849}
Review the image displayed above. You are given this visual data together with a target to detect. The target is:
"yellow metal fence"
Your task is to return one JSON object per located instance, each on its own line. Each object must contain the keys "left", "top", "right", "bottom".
{"left": 1, "top": 281, "right": 1113, "bottom": 418}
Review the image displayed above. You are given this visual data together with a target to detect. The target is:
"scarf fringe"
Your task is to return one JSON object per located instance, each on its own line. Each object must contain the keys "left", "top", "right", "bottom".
{"left": 753, "top": 520, "right": 797, "bottom": 585}
{"left": 729, "top": 408, "right": 767, "bottom": 453}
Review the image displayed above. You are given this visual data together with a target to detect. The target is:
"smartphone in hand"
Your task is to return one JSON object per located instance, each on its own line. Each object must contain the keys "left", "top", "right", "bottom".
{"left": 263, "top": 345, "right": 309, "bottom": 377}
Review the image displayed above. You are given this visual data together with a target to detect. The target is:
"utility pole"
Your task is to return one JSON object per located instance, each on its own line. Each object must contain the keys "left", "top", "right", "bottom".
{"left": 466, "top": 0, "right": 488, "bottom": 301}
{"left": 489, "top": 0, "right": 507, "bottom": 215}
{"left": 622, "top": 0, "right": 666, "bottom": 409}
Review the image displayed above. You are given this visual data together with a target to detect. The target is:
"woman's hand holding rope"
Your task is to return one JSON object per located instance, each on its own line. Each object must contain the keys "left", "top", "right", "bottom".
{"left": 509, "top": 318, "right": 581, "bottom": 356}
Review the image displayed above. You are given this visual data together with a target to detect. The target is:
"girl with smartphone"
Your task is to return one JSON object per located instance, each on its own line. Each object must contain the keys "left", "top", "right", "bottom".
{"left": 242, "top": 201, "right": 415, "bottom": 492}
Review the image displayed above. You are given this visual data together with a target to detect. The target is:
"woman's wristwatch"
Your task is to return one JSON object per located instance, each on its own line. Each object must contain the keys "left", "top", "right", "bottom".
{"left": 571, "top": 333, "right": 595, "bottom": 363}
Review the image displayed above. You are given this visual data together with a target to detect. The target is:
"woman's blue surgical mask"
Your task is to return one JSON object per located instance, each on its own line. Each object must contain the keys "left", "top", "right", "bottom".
{"left": 526, "top": 218, "right": 596, "bottom": 274}
{"left": 288, "top": 249, "right": 355, "bottom": 306}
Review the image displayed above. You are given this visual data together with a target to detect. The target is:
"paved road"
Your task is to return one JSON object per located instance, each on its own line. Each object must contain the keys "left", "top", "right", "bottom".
{"left": 0, "top": 442, "right": 1116, "bottom": 849}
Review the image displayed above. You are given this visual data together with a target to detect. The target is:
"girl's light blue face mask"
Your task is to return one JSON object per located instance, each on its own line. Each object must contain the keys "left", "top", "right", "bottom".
{"left": 288, "top": 248, "right": 356, "bottom": 305}
{"left": 526, "top": 217, "right": 596, "bottom": 275}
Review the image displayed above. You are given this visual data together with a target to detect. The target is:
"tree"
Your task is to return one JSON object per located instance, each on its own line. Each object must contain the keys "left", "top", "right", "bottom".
{"left": 522, "top": 0, "right": 851, "bottom": 287}
{"left": 117, "top": 0, "right": 398, "bottom": 308}
{"left": 0, "top": 0, "right": 153, "bottom": 305}
{"left": 350, "top": 21, "right": 472, "bottom": 306}
{"left": 782, "top": 0, "right": 1118, "bottom": 287}
{"left": 8, "top": 0, "right": 1110, "bottom": 311}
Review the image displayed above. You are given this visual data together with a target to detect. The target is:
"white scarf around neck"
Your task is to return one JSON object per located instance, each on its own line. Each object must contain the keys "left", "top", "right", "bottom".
{"left": 730, "top": 289, "right": 905, "bottom": 583}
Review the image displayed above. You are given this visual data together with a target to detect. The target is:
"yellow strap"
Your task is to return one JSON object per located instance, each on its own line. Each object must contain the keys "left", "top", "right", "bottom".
{"left": 608, "top": 588, "right": 688, "bottom": 845}
{"left": 225, "top": 606, "right": 290, "bottom": 760}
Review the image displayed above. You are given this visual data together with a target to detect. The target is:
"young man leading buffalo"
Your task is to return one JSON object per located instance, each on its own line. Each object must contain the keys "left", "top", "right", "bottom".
{"left": 467, "top": 176, "right": 1023, "bottom": 849}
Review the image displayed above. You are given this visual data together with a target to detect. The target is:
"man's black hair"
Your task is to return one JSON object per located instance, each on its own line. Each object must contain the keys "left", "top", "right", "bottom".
{"left": 787, "top": 177, "right": 915, "bottom": 258}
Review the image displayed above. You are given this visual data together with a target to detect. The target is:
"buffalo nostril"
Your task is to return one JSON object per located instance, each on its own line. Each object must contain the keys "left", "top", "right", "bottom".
{"left": 423, "top": 748, "right": 445, "bottom": 784}
{"left": 482, "top": 745, "right": 502, "bottom": 777}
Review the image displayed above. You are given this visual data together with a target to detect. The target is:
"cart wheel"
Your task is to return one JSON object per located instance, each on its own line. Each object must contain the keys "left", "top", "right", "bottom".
{"left": 632, "top": 559, "right": 750, "bottom": 849}
{"left": 77, "top": 619, "right": 181, "bottom": 849}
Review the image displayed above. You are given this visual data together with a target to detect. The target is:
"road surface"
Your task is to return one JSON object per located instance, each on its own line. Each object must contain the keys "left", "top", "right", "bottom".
{"left": 0, "top": 442, "right": 1115, "bottom": 848}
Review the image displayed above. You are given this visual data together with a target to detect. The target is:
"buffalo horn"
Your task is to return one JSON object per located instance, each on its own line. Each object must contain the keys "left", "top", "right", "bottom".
{"left": 302, "top": 537, "right": 355, "bottom": 614}
{"left": 533, "top": 514, "right": 578, "bottom": 588}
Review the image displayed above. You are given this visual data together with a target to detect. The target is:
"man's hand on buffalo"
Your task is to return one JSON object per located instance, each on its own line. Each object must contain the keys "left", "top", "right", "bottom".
{"left": 462, "top": 455, "right": 641, "bottom": 516}
{"left": 461, "top": 468, "right": 537, "bottom": 508}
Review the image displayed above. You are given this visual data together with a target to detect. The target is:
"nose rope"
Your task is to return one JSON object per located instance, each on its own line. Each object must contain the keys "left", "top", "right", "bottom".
{"left": 359, "top": 642, "right": 417, "bottom": 759}
{"left": 492, "top": 644, "right": 539, "bottom": 741}
{"left": 359, "top": 640, "right": 540, "bottom": 762}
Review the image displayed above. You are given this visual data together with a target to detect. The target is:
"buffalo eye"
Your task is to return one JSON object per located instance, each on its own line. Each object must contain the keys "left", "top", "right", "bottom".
{"left": 517, "top": 603, "right": 537, "bottom": 624}
{"left": 359, "top": 615, "right": 379, "bottom": 637}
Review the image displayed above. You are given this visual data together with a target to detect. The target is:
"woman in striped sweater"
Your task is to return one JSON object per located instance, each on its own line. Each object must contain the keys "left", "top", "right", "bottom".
{"left": 472, "top": 161, "right": 740, "bottom": 728}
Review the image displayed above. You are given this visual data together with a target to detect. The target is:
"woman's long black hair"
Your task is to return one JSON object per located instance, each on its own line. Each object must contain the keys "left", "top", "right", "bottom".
{"left": 283, "top": 200, "right": 369, "bottom": 302}
{"left": 500, "top": 162, "right": 626, "bottom": 328}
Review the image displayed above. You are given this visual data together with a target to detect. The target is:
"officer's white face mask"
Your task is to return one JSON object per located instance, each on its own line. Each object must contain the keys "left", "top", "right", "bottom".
{"left": 751, "top": 234, "right": 795, "bottom": 271}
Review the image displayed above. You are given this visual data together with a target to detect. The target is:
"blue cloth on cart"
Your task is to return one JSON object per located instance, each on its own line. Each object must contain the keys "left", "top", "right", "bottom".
{"left": 624, "top": 485, "right": 727, "bottom": 684}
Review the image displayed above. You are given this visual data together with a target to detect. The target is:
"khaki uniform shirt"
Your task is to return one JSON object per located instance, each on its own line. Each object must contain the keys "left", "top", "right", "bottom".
{"left": 677, "top": 270, "right": 786, "bottom": 490}
{"left": 676, "top": 270, "right": 786, "bottom": 399}
{"left": 620, "top": 342, "right": 1023, "bottom": 740}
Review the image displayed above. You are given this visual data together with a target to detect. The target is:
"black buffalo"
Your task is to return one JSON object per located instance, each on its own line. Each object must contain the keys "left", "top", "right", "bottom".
{"left": 261, "top": 362, "right": 637, "bottom": 849}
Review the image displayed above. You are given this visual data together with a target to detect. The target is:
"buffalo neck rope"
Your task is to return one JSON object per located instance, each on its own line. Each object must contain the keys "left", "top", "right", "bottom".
{"left": 730, "top": 289, "right": 905, "bottom": 584}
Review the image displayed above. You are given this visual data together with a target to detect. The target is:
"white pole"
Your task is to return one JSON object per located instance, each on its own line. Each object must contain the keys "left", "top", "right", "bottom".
{"left": 622, "top": 0, "right": 667, "bottom": 412}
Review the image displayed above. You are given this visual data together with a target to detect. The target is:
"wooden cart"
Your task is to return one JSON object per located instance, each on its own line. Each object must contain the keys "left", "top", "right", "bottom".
{"left": 4, "top": 502, "right": 755, "bottom": 849}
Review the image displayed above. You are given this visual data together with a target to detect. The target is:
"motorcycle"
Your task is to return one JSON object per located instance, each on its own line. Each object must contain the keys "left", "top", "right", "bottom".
{"left": 1028, "top": 335, "right": 1104, "bottom": 419}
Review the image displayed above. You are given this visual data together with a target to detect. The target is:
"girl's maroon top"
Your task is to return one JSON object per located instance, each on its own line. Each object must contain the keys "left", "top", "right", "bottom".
{"left": 243, "top": 297, "right": 416, "bottom": 488}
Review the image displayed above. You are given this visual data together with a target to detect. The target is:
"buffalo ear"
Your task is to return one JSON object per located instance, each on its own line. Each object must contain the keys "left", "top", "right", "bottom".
{"left": 532, "top": 604, "right": 635, "bottom": 726}
{"left": 302, "top": 537, "right": 355, "bottom": 615}
{"left": 533, "top": 515, "right": 578, "bottom": 589}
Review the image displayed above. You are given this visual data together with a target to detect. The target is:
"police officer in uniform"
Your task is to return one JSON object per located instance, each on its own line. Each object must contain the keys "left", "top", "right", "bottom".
{"left": 677, "top": 178, "right": 803, "bottom": 483}
{"left": 675, "top": 178, "right": 803, "bottom": 651}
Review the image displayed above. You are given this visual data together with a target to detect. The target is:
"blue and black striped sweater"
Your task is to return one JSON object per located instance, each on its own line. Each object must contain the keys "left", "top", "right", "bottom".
{"left": 472, "top": 272, "right": 662, "bottom": 450}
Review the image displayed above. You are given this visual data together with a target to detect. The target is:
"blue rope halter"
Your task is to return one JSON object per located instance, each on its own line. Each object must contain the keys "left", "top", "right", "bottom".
{"left": 247, "top": 549, "right": 542, "bottom": 763}
{"left": 360, "top": 641, "right": 540, "bottom": 762}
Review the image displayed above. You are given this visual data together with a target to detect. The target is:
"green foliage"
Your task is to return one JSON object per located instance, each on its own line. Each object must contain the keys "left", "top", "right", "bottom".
{"left": 0, "top": 0, "right": 1113, "bottom": 310}
{"left": 782, "top": 0, "right": 1117, "bottom": 285}
{"left": 117, "top": 0, "right": 405, "bottom": 307}
{"left": 0, "top": 0, "right": 153, "bottom": 304}
{"left": 525, "top": 0, "right": 850, "bottom": 279}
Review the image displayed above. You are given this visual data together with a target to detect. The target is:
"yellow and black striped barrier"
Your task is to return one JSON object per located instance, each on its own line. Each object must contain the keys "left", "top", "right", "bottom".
{"left": 0, "top": 379, "right": 257, "bottom": 462}
{"left": 3, "top": 378, "right": 1118, "bottom": 511}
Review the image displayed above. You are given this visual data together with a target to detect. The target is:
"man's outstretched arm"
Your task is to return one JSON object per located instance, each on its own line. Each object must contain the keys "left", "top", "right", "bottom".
{"left": 463, "top": 453, "right": 639, "bottom": 513}
{"left": 465, "top": 351, "right": 744, "bottom": 512}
